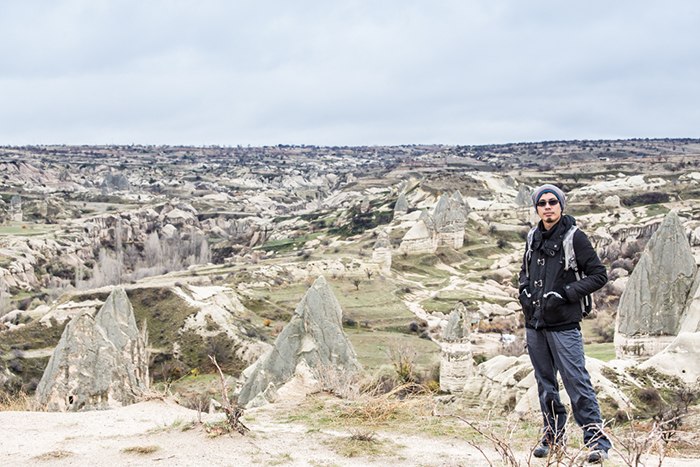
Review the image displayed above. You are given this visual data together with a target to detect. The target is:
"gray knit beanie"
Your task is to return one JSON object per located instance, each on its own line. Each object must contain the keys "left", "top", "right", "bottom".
{"left": 531, "top": 184, "right": 566, "bottom": 211}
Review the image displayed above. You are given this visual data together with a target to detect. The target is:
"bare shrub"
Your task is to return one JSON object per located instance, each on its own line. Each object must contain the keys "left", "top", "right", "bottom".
{"left": 312, "top": 363, "right": 363, "bottom": 400}
{"left": 638, "top": 388, "right": 661, "bottom": 406}
{"left": 386, "top": 338, "right": 418, "bottom": 384}
{"left": 592, "top": 312, "right": 616, "bottom": 342}
{"left": 608, "top": 415, "right": 668, "bottom": 467}
{"left": 208, "top": 355, "right": 248, "bottom": 435}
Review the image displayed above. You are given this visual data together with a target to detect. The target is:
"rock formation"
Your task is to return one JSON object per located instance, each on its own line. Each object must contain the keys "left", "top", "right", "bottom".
{"left": 679, "top": 275, "right": 700, "bottom": 334}
{"left": 371, "top": 230, "right": 392, "bottom": 273}
{"left": 515, "top": 185, "right": 531, "bottom": 207}
{"left": 615, "top": 211, "right": 697, "bottom": 360}
{"left": 434, "top": 192, "right": 468, "bottom": 249}
{"left": 36, "top": 287, "right": 149, "bottom": 411}
{"left": 439, "top": 303, "right": 474, "bottom": 393}
{"left": 9, "top": 195, "right": 22, "bottom": 222}
{"left": 442, "top": 302, "right": 471, "bottom": 342}
{"left": 102, "top": 172, "right": 130, "bottom": 191}
{"left": 393, "top": 192, "right": 409, "bottom": 216}
{"left": 639, "top": 332, "right": 700, "bottom": 384}
{"left": 398, "top": 191, "right": 468, "bottom": 254}
{"left": 461, "top": 354, "right": 632, "bottom": 419}
{"left": 236, "top": 275, "right": 360, "bottom": 407}
{"left": 398, "top": 218, "right": 435, "bottom": 255}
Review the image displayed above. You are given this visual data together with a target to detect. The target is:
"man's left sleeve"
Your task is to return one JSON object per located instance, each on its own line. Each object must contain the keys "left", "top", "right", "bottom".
{"left": 564, "top": 230, "right": 608, "bottom": 302}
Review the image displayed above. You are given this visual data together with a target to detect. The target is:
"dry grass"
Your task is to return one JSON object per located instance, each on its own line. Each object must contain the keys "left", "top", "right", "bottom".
{"left": 32, "top": 450, "right": 73, "bottom": 460}
{"left": 312, "top": 363, "right": 364, "bottom": 400}
{"left": 328, "top": 432, "right": 398, "bottom": 459}
{"left": 121, "top": 445, "right": 160, "bottom": 454}
{"left": 336, "top": 385, "right": 430, "bottom": 426}
{"left": 0, "top": 391, "right": 44, "bottom": 412}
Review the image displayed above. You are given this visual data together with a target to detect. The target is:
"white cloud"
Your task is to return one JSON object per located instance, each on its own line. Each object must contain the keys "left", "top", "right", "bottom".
{"left": 1, "top": 1, "right": 699, "bottom": 145}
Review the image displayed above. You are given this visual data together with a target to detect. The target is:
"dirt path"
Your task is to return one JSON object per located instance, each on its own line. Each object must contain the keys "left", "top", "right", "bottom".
{"left": 2, "top": 398, "right": 697, "bottom": 467}
{"left": 0, "top": 398, "right": 490, "bottom": 467}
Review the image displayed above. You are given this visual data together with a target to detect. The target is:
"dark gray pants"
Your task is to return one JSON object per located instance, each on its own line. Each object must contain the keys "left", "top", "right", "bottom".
{"left": 526, "top": 328, "right": 611, "bottom": 452}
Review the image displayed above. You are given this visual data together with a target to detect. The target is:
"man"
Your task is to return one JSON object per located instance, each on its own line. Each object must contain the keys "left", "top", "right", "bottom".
{"left": 519, "top": 184, "right": 611, "bottom": 463}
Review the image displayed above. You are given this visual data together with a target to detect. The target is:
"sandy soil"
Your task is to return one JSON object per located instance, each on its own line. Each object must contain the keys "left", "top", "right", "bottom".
{"left": 2, "top": 397, "right": 698, "bottom": 467}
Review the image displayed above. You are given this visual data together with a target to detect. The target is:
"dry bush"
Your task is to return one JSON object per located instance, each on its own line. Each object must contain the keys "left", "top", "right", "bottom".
{"left": 208, "top": 355, "right": 248, "bottom": 435}
{"left": 312, "top": 363, "right": 364, "bottom": 400}
{"left": 479, "top": 319, "right": 518, "bottom": 334}
{"left": 592, "top": 311, "right": 616, "bottom": 342}
{"left": 608, "top": 416, "right": 669, "bottom": 467}
{"left": 0, "top": 390, "right": 43, "bottom": 412}
{"left": 336, "top": 384, "right": 429, "bottom": 425}
{"left": 386, "top": 338, "right": 419, "bottom": 384}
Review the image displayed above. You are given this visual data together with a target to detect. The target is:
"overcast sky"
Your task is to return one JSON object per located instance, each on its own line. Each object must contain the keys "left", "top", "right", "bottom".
{"left": 1, "top": 1, "right": 699, "bottom": 147}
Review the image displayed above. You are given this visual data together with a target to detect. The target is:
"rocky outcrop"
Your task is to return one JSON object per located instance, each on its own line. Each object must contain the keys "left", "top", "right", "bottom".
{"left": 679, "top": 273, "right": 700, "bottom": 334}
{"left": 442, "top": 303, "right": 471, "bottom": 342}
{"left": 515, "top": 185, "right": 531, "bottom": 207}
{"left": 9, "top": 195, "right": 22, "bottom": 222}
{"left": 102, "top": 172, "right": 130, "bottom": 191}
{"left": 399, "top": 191, "right": 467, "bottom": 254}
{"left": 236, "top": 276, "right": 360, "bottom": 407}
{"left": 398, "top": 218, "right": 435, "bottom": 255}
{"left": 615, "top": 211, "right": 697, "bottom": 360}
{"left": 36, "top": 287, "right": 148, "bottom": 411}
{"left": 461, "top": 354, "right": 633, "bottom": 419}
{"left": 371, "top": 231, "right": 392, "bottom": 273}
{"left": 439, "top": 303, "right": 474, "bottom": 393}
{"left": 394, "top": 192, "right": 409, "bottom": 216}
{"left": 639, "top": 332, "right": 700, "bottom": 384}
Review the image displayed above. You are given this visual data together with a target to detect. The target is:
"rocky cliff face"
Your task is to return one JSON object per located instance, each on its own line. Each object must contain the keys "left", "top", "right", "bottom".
{"left": 236, "top": 276, "right": 360, "bottom": 407}
{"left": 615, "top": 211, "right": 697, "bottom": 359}
{"left": 36, "top": 287, "right": 148, "bottom": 411}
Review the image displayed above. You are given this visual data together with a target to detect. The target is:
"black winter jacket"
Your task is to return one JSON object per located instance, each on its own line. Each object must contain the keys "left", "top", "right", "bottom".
{"left": 518, "top": 214, "right": 607, "bottom": 330}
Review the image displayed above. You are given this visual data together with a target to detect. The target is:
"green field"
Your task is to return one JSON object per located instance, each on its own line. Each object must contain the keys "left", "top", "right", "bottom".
{"left": 584, "top": 342, "right": 616, "bottom": 362}
{"left": 0, "top": 222, "right": 58, "bottom": 236}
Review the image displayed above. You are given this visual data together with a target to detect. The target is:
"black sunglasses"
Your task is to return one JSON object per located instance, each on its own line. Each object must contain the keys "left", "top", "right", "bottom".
{"left": 537, "top": 199, "right": 560, "bottom": 207}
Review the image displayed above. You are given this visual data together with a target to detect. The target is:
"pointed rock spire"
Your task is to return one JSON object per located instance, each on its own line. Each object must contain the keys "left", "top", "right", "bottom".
{"left": 394, "top": 192, "right": 409, "bottom": 214}
{"left": 36, "top": 287, "right": 148, "bottom": 411}
{"left": 617, "top": 211, "right": 696, "bottom": 338}
{"left": 237, "top": 276, "right": 360, "bottom": 407}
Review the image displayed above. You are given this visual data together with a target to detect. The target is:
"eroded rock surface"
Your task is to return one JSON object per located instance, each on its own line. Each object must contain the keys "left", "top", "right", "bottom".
{"left": 236, "top": 276, "right": 360, "bottom": 407}
{"left": 36, "top": 287, "right": 148, "bottom": 411}
{"left": 616, "top": 211, "right": 696, "bottom": 359}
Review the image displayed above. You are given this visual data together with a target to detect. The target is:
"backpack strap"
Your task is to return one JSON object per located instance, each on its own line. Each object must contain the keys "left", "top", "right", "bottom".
{"left": 524, "top": 226, "right": 537, "bottom": 278}
{"left": 561, "top": 225, "right": 593, "bottom": 316}
{"left": 562, "top": 225, "right": 579, "bottom": 272}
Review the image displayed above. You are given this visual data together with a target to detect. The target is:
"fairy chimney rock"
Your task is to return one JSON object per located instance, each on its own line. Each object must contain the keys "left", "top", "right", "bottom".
{"left": 394, "top": 192, "right": 409, "bottom": 215}
{"left": 515, "top": 185, "right": 531, "bottom": 207}
{"left": 372, "top": 230, "right": 392, "bottom": 272}
{"left": 443, "top": 303, "right": 471, "bottom": 342}
{"left": 433, "top": 192, "right": 467, "bottom": 248}
{"left": 615, "top": 210, "right": 697, "bottom": 360}
{"left": 440, "top": 303, "right": 474, "bottom": 393}
{"left": 36, "top": 287, "right": 149, "bottom": 411}
{"left": 237, "top": 276, "right": 360, "bottom": 407}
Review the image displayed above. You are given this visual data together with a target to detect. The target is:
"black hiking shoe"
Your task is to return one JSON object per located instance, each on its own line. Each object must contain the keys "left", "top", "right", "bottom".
{"left": 587, "top": 450, "right": 608, "bottom": 463}
{"left": 533, "top": 444, "right": 550, "bottom": 458}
